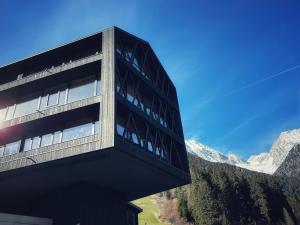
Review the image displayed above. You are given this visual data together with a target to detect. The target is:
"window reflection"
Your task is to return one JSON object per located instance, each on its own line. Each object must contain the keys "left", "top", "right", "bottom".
{"left": 62, "top": 122, "right": 94, "bottom": 142}
{"left": 47, "top": 91, "right": 59, "bottom": 107}
{"left": 0, "top": 76, "right": 101, "bottom": 121}
{"left": 94, "top": 121, "right": 100, "bottom": 135}
{"left": 6, "top": 105, "right": 15, "bottom": 120}
{"left": 0, "top": 107, "right": 7, "bottom": 121}
{"left": 23, "top": 138, "right": 32, "bottom": 152}
{"left": 3, "top": 141, "right": 20, "bottom": 156}
{"left": 41, "top": 134, "right": 53, "bottom": 147}
{"left": 0, "top": 146, "right": 4, "bottom": 156}
{"left": 18, "top": 120, "right": 99, "bottom": 153}
{"left": 14, "top": 95, "right": 39, "bottom": 118}
{"left": 53, "top": 131, "right": 62, "bottom": 144}
{"left": 59, "top": 89, "right": 67, "bottom": 105}
{"left": 68, "top": 79, "right": 95, "bottom": 103}
{"left": 32, "top": 136, "right": 41, "bottom": 149}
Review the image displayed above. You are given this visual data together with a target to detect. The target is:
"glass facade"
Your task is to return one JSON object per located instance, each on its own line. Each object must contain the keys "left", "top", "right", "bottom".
{"left": 3, "top": 141, "right": 21, "bottom": 156}
{"left": 0, "top": 76, "right": 100, "bottom": 121}
{"left": 0, "top": 119, "right": 99, "bottom": 157}
{"left": 14, "top": 95, "right": 40, "bottom": 118}
{"left": 41, "top": 134, "right": 53, "bottom": 147}
{"left": 67, "top": 78, "right": 95, "bottom": 103}
{"left": 0, "top": 107, "right": 6, "bottom": 121}
{"left": 62, "top": 122, "right": 94, "bottom": 142}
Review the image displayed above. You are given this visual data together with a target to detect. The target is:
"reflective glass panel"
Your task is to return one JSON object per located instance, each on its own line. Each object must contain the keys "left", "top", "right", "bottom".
{"left": 67, "top": 78, "right": 95, "bottom": 103}
{"left": 23, "top": 138, "right": 32, "bottom": 151}
{"left": 14, "top": 96, "right": 39, "bottom": 118}
{"left": 94, "top": 121, "right": 100, "bottom": 134}
{"left": 47, "top": 91, "right": 59, "bottom": 107}
{"left": 117, "top": 124, "right": 125, "bottom": 136}
{"left": 0, "top": 146, "right": 4, "bottom": 156}
{"left": 0, "top": 107, "right": 7, "bottom": 121}
{"left": 96, "top": 80, "right": 101, "bottom": 96}
{"left": 41, "top": 134, "right": 53, "bottom": 147}
{"left": 6, "top": 105, "right": 15, "bottom": 120}
{"left": 53, "top": 131, "right": 62, "bottom": 144}
{"left": 32, "top": 136, "right": 41, "bottom": 149}
{"left": 39, "top": 96, "right": 48, "bottom": 110}
{"left": 3, "top": 141, "right": 20, "bottom": 156}
{"left": 62, "top": 122, "right": 93, "bottom": 142}
{"left": 59, "top": 89, "right": 67, "bottom": 105}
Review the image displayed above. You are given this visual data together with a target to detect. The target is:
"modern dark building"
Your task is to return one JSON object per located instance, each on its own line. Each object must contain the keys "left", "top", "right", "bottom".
{"left": 0, "top": 27, "right": 190, "bottom": 225}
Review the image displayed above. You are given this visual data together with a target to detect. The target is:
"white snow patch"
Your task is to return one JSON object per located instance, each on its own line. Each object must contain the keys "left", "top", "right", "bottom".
{"left": 185, "top": 128, "right": 300, "bottom": 174}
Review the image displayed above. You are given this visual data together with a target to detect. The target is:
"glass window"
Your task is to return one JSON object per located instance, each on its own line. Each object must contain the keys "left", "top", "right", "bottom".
{"left": 41, "top": 134, "right": 53, "bottom": 147}
{"left": 6, "top": 105, "right": 15, "bottom": 120}
{"left": 117, "top": 124, "right": 125, "bottom": 136}
{"left": 14, "top": 95, "right": 39, "bottom": 118}
{"left": 59, "top": 89, "right": 67, "bottom": 105}
{"left": 53, "top": 131, "right": 62, "bottom": 144}
{"left": 23, "top": 138, "right": 32, "bottom": 151}
{"left": 3, "top": 141, "right": 20, "bottom": 156}
{"left": 132, "top": 133, "right": 139, "bottom": 145}
{"left": 39, "top": 96, "right": 48, "bottom": 110}
{"left": 0, "top": 146, "right": 4, "bottom": 156}
{"left": 94, "top": 121, "right": 100, "bottom": 134}
{"left": 96, "top": 80, "right": 101, "bottom": 96}
{"left": 32, "top": 136, "right": 41, "bottom": 149}
{"left": 47, "top": 91, "right": 59, "bottom": 107}
{"left": 67, "top": 78, "right": 95, "bottom": 103}
{"left": 62, "top": 122, "right": 93, "bottom": 142}
{"left": 0, "top": 107, "right": 7, "bottom": 121}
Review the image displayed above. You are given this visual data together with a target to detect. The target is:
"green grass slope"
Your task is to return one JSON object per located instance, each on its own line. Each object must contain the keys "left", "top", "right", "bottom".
{"left": 133, "top": 195, "right": 168, "bottom": 225}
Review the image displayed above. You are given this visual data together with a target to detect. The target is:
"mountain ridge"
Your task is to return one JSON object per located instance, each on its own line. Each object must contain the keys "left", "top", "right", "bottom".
{"left": 275, "top": 144, "right": 300, "bottom": 177}
{"left": 185, "top": 128, "right": 300, "bottom": 174}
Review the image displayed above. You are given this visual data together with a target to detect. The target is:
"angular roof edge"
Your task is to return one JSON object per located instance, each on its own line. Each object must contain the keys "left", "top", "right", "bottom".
{"left": 0, "top": 26, "right": 151, "bottom": 71}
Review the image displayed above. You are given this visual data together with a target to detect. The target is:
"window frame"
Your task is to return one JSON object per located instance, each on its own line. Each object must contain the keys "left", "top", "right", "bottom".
{"left": 31, "top": 136, "right": 41, "bottom": 150}
{"left": 40, "top": 133, "right": 54, "bottom": 148}
{"left": 14, "top": 92, "right": 41, "bottom": 118}
{"left": 23, "top": 138, "right": 33, "bottom": 152}
{"left": 41, "top": 83, "right": 68, "bottom": 109}
{"left": 3, "top": 140, "right": 21, "bottom": 156}
{"left": 62, "top": 119, "right": 95, "bottom": 142}
{"left": 67, "top": 75, "right": 96, "bottom": 103}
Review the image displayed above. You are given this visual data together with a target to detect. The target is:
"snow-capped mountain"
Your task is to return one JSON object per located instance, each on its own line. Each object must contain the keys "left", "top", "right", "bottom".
{"left": 269, "top": 129, "right": 300, "bottom": 167}
{"left": 186, "top": 140, "right": 247, "bottom": 165}
{"left": 185, "top": 128, "right": 300, "bottom": 174}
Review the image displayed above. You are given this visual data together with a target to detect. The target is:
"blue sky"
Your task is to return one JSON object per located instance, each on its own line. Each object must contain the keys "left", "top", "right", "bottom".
{"left": 1, "top": 0, "right": 300, "bottom": 158}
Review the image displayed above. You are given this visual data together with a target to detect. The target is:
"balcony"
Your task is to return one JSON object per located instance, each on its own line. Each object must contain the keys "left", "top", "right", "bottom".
{"left": 0, "top": 53, "right": 102, "bottom": 92}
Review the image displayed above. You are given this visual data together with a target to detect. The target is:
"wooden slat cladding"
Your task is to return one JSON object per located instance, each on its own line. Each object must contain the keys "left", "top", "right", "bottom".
{"left": 0, "top": 95, "right": 101, "bottom": 129}
{"left": 100, "top": 28, "right": 115, "bottom": 149}
{"left": 0, "top": 134, "right": 100, "bottom": 172}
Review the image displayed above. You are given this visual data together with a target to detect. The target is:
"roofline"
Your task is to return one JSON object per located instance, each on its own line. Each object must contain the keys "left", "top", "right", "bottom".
{"left": 0, "top": 27, "right": 109, "bottom": 71}
{"left": 0, "top": 26, "right": 177, "bottom": 93}
{"left": 0, "top": 26, "right": 153, "bottom": 72}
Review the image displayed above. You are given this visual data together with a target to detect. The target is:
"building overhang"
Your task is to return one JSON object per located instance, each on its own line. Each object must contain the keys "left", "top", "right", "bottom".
{"left": 0, "top": 145, "right": 190, "bottom": 210}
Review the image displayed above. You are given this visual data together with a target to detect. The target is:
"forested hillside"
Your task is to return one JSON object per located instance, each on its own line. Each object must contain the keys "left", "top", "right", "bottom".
{"left": 174, "top": 155, "right": 300, "bottom": 225}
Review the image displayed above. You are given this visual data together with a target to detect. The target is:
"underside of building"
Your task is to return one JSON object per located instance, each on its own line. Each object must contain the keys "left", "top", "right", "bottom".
{"left": 0, "top": 27, "right": 190, "bottom": 225}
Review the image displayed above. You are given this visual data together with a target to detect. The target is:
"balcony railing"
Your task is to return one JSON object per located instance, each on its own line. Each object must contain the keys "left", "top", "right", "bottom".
{"left": 0, "top": 52, "right": 102, "bottom": 92}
